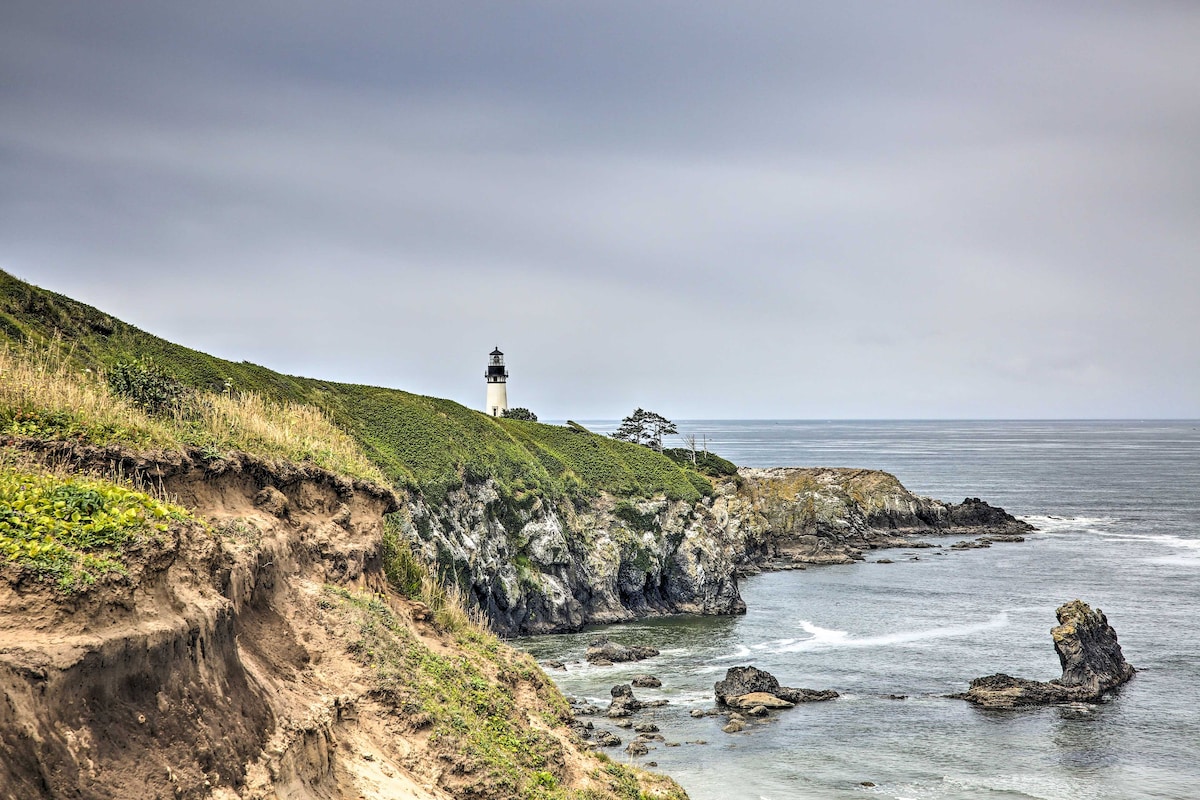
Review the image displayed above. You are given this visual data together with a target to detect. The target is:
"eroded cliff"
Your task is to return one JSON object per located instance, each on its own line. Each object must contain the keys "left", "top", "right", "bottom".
{"left": 0, "top": 442, "right": 686, "bottom": 800}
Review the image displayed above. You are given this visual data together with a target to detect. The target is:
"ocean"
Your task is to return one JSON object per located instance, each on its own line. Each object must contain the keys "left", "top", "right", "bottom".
{"left": 516, "top": 420, "right": 1200, "bottom": 800}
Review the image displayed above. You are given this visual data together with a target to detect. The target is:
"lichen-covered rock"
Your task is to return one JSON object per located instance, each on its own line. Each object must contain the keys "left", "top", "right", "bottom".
{"left": 959, "top": 600, "right": 1134, "bottom": 708}
{"left": 714, "top": 666, "right": 838, "bottom": 707}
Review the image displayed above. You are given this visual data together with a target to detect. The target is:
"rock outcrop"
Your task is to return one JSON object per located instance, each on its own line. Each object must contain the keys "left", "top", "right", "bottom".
{"left": 391, "top": 467, "right": 1032, "bottom": 636}
{"left": 714, "top": 666, "right": 838, "bottom": 708}
{"left": 729, "top": 468, "right": 1032, "bottom": 570}
{"left": 959, "top": 600, "right": 1135, "bottom": 708}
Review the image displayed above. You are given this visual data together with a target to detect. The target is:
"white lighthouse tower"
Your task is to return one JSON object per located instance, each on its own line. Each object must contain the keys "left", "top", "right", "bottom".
{"left": 485, "top": 347, "right": 509, "bottom": 416}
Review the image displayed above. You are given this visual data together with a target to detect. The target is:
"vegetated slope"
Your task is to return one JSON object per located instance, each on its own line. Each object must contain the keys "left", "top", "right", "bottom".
{"left": 0, "top": 270, "right": 704, "bottom": 506}
{"left": 0, "top": 443, "right": 687, "bottom": 800}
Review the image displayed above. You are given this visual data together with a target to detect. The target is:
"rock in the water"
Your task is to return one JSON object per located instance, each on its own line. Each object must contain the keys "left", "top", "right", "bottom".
{"left": 714, "top": 666, "right": 838, "bottom": 706}
{"left": 544, "top": 660, "right": 566, "bottom": 670}
{"left": 594, "top": 730, "right": 622, "bottom": 747}
{"left": 948, "top": 497, "right": 1032, "bottom": 531}
{"left": 773, "top": 686, "right": 839, "bottom": 703}
{"left": 1053, "top": 601, "right": 1135, "bottom": 692}
{"left": 746, "top": 705, "right": 769, "bottom": 717}
{"left": 722, "top": 719, "right": 746, "bottom": 734}
{"left": 626, "top": 741, "right": 650, "bottom": 756}
{"left": 586, "top": 637, "right": 660, "bottom": 664}
{"left": 607, "top": 683, "right": 643, "bottom": 717}
{"left": 959, "top": 600, "right": 1134, "bottom": 708}
{"left": 633, "top": 722, "right": 659, "bottom": 733}
{"left": 631, "top": 674, "right": 662, "bottom": 688}
{"left": 727, "top": 692, "right": 794, "bottom": 710}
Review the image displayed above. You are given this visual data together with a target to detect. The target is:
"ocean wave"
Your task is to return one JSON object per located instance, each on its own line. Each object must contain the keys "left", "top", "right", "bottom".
{"left": 1022, "top": 514, "right": 1118, "bottom": 533}
{"left": 722, "top": 614, "right": 1011, "bottom": 655}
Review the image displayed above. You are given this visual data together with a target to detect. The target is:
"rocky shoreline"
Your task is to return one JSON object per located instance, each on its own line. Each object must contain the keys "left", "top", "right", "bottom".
{"left": 396, "top": 465, "right": 1033, "bottom": 636}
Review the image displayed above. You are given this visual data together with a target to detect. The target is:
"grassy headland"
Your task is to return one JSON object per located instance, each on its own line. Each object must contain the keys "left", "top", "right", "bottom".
{"left": 0, "top": 270, "right": 711, "bottom": 505}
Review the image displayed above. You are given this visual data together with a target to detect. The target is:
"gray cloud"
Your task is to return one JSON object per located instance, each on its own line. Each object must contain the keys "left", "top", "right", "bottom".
{"left": 2, "top": 1, "right": 1198, "bottom": 418}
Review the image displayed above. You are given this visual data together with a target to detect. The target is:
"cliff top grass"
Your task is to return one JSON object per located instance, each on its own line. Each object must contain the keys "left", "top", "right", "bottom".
{"left": 0, "top": 341, "right": 389, "bottom": 485}
{"left": 0, "top": 270, "right": 709, "bottom": 504}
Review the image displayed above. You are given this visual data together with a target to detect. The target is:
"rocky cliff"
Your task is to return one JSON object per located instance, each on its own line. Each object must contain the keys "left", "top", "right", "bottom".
{"left": 393, "top": 466, "right": 1031, "bottom": 636}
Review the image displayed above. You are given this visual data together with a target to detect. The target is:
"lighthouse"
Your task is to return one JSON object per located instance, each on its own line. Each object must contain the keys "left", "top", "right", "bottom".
{"left": 485, "top": 347, "right": 509, "bottom": 416}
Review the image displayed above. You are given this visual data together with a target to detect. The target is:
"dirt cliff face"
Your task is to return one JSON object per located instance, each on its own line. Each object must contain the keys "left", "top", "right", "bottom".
{"left": 0, "top": 443, "right": 686, "bottom": 800}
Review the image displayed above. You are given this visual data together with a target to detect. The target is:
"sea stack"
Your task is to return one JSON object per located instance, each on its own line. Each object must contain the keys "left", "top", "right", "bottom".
{"left": 959, "top": 600, "right": 1135, "bottom": 708}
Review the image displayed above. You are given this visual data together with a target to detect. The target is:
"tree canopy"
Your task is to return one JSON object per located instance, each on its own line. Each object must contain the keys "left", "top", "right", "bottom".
{"left": 611, "top": 408, "right": 677, "bottom": 452}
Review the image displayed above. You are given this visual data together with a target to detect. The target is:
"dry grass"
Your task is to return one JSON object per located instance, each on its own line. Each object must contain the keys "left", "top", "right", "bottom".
{"left": 1, "top": 343, "right": 387, "bottom": 485}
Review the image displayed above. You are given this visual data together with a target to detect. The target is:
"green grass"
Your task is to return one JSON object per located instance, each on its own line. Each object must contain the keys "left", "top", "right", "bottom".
{"left": 0, "top": 342, "right": 389, "bottom": 484}
{"left": 1, "top": 269, "right": 714, "bottom": 505}
{"left": 328, "top": 586, "right": 567, "bottom": 799}
{"left": 0, "top": 466, "right": 193, "bottom": 591}
{"left": 326, "top": 585, "right": 684, "bottom": 800}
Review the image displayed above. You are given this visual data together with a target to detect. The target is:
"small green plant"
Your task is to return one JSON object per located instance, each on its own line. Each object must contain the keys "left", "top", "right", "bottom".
{"left": 501, "top": 407, "right": 538, "bottom": 421}
{"left": 613, "top": 500, "right": 660, "bottom": 533}
{"left": 0, "top": 467, "right": 192, "bottom": 591}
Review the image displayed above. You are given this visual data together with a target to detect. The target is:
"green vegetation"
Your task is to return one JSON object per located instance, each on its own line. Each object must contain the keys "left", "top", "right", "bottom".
{"left": 0, "top": 270, "right": 721, "bottom": 505}
{"left": 661, "top": 448, "right": 738, "bottom": 478}
{"left": 327, "top": 586, "right": 682, "bottom": 800}
{"left": 501, "top": 407, "right": 538, "bottom": 421}
{"left": 0, "top": 466, "right": 193, "bottom": 591}
{"left": 611, "top": 408, "right": 677, "bottom": 452}
{"left": 0, "top": 342, "right": 388, "bottom": 484}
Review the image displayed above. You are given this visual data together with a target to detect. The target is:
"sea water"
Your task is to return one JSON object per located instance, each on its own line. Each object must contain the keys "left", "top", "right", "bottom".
{"left": 516, "top": 421, "right": 1200, "bottom": 799}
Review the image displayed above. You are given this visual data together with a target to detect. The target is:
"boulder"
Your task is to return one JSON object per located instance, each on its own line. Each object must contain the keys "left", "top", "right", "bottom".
{"left": 607, "top": 683, "right": 643, "bottom": 717}
{"left": 594, "top": 730, "right": 621, "bottom": 747}
{"left": 586, "top": 637, "right": 660, "bottom": 664}
{"left": 631, "top": 674, "right": 662, "bottom": 688}
{"left": 726, "top": 692, "right": 794, "bottom": 710}
{"left": 714, "top": 666, "right": 838, "bottom": 706}
{"left": 959, "top": 600, "right": 1134, "bottom": 708}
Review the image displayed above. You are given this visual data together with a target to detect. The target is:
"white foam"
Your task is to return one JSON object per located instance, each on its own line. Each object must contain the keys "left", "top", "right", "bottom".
{"left": 1022, "top": 514, "right": 1117, "bottom": 533}
{"left": 764, "top": 613, "right": 1010, "bottom": 653}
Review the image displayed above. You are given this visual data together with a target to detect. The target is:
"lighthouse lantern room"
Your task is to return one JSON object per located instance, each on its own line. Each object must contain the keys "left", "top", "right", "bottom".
{"left": 485, "top": 347, "right": 509, "bottom": 416}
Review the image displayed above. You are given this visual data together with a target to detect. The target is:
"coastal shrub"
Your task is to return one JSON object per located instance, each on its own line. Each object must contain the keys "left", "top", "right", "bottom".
{"left": 0, "top": 466, "right": 192, "bottom": 591}
{"left": 613, "top": 500, "right": 660, "bottom": 533}
{"left": 661, "top": 447, "right": 738, "bottom": 478}
{"left": 684, "top": 470, "right": 714, "bottom": 497}
{"left": 106, "top": 358, "right": 190, "bottom": 416}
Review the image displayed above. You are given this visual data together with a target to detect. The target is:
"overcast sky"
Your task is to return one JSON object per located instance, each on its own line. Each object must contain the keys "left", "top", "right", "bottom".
{"left": 2, "top": 2, "right": 1197, "bottom": 419}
